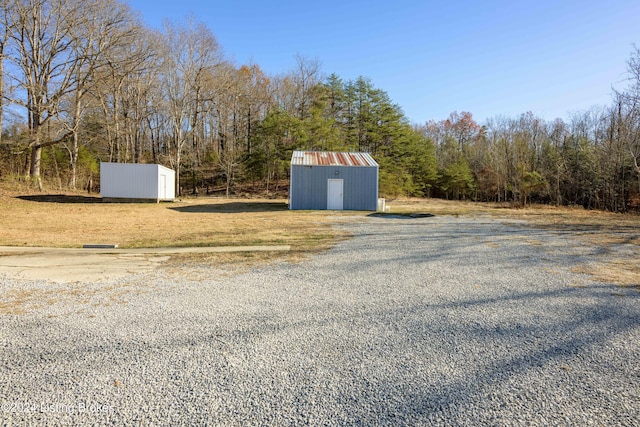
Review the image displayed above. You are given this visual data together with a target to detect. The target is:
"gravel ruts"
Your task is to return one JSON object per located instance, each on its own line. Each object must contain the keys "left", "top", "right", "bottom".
{"left": 1, "top": 215, "right": 639, "bottom": 426}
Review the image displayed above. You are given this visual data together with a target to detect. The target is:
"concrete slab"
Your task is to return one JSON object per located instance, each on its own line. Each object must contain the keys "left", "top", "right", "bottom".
{"left": 0, "top": 245, "right": 290, "bottom": 254}
{"left": 0, "top": 245, "right": 290, "bottom": 283}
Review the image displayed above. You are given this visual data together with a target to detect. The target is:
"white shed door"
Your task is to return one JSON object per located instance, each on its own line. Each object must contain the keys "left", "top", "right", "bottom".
{"left": 160, "top": 174, "right": 167, "bottom": 199}
{"left": 327, "top": 179, "right": 344, "bottom": 210}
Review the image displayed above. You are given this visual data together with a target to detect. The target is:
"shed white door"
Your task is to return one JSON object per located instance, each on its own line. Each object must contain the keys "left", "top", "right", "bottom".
{"left": 160, "top": 174, "right": 167, "bottom": 199}
{"left": 327, "top": 179, "right": 343, "bottom": 210}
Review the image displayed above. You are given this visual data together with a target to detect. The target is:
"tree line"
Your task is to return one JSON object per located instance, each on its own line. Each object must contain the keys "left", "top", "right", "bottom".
{"left": 1, "top": 0, "right": 639, "bottom": 211}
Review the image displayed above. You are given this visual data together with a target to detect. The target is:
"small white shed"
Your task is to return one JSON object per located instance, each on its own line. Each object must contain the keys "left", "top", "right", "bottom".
{"left": 100, "top": 162, "right": 175, "bottom": 202}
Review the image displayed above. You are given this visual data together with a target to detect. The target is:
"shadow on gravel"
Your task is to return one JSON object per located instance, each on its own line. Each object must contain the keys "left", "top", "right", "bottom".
{"left": 169, "top": 201, "right": 288, "bottom": 214}
{"left": 4, "top": 271, "right": 638, "bottom": 424}
{"left": 377, "top": 286, "right": 640, "bottom": 422}
{"left": 16, "top": 194, "right": 103, "bottom": 204}
{"left": 368, "top": 212, "right": 435, "bottom": 219}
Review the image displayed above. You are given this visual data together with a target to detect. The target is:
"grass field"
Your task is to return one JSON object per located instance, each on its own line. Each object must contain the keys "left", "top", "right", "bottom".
{"left": 0, "top": 191, "right": 344, "bottom": 249}
{"left": 1, "top": 185, "right": 638, "bottom": 287}
{"left": 0, "top": 185, "right": 354, "bottom": 267}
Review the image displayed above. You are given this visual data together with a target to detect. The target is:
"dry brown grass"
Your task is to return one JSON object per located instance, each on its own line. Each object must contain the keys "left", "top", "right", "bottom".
{"left": 382, "top": 197, "right": 483, "bottom": 216}
{"left": 0, "top": 186, "right": 354, "bottom": 274}
{"left": 572, "top": 261, "right": 640, "bottom": 289}
{"left": 0, "top": 281, "right": 153, "bottom": 314}
{"left": 2, "top": 186, "right": 638, "bottom": 288}
{"left": 0, "top": 190, "right": 347, "bottom": 250}
{"left": 0, "top": 289, "right": 34, "bottom": 314}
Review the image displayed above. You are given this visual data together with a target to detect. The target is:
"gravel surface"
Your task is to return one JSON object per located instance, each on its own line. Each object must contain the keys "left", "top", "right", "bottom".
{"left": 1, "top": 215, "right": 639, "bottom": 426}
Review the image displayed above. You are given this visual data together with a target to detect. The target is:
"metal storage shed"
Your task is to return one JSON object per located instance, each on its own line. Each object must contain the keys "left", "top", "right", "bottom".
{"left": 100, "top": 162, "right": 176, "bottom": 202}
{"left": 289, "top": 151, "right": 378, "bottom": 210}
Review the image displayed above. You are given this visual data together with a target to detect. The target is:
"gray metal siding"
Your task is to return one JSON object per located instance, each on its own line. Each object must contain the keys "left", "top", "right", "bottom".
{"left": 290, "top": 164, "right": 378, "bottom": 210}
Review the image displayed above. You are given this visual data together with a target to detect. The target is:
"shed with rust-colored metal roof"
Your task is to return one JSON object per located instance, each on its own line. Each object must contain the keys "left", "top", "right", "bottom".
{"left": 289, "top": 151, "right": 378, "bottom": 210}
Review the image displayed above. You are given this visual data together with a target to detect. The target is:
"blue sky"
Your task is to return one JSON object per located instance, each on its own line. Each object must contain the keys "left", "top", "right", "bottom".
{"left": 127, "top": 0, "right": 639, "bottom": 125}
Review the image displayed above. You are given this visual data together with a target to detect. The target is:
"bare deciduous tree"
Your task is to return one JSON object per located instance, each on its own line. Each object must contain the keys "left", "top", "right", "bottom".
{"left": 159, "top": 16, "right": 221, "bottom": 195}
{"left": 3, "top": 0, "right": 87, "bottom": 189}
{"left": 0, "top": 0, "right": 13, "bottom": 145}
{"left": 291, "top": 53, "right": 321, "bottom": 120}
{"left": 61, "top": 0, "right": 142, "bottom": 188}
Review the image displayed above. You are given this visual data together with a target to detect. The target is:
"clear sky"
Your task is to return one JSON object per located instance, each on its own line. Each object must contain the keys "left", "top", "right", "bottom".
{"left": 126, "top": 0, "right": 640, "bottom": 125}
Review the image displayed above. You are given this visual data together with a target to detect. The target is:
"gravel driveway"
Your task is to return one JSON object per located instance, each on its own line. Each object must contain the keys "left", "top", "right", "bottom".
{"left": 1, "top": 215, "right": 639, "bottom": 426}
